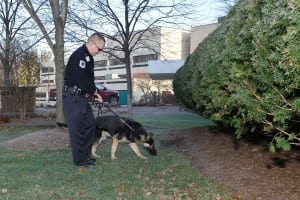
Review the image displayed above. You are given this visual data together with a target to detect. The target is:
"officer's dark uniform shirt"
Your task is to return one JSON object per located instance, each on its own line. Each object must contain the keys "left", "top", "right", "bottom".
{"left": 64, "top": 44, "right": 97, "bottom": 95}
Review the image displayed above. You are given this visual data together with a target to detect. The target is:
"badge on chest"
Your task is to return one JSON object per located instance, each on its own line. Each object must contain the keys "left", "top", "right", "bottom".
{"left": 79, "top": 60, "right": 86, "bottom": 68}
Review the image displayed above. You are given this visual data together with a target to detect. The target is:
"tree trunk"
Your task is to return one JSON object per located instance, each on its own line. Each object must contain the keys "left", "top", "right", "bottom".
{"left": 3, "top": 38, "right": 11, "bottom": 86}
{"left": 125, "top": 53, "right": 133, "bottom": 119}
{"left": 53, "top": 31, "right": 65, "bottom": 125}
{"left": 3, "top": 64, "right": 11, "bottom": 86}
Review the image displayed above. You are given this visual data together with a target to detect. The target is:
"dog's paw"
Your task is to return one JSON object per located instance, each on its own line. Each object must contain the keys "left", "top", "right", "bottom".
{"left": 91, "top": 152, "right": 101, "bottom": 158}
{"left": 140, "top": 156, "right": 148, "bottom": 160}
{"left": 111, "top": 156, "right": 117, "bottom": 160}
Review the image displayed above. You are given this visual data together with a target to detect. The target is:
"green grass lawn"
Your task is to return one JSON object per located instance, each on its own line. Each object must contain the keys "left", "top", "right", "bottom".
{"left": 134, "top": 113, "right": 216, "bottom": 129}
{"left": 0, "top": 112, "right": 231, "bottom": 200}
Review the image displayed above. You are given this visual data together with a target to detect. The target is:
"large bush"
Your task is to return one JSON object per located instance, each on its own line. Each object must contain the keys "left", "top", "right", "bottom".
{"left": 173, "top": 0, "right": 300, "bottom": 151}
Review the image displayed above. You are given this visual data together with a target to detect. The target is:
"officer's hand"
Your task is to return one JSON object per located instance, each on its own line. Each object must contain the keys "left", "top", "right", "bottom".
{"left": 94, "top": 93, "right": 103, "bottom": 103}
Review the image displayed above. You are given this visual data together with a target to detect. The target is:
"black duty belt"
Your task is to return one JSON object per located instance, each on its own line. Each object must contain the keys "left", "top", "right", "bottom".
{"left": 63, "top": 85, "right": 90, "bottom": 98}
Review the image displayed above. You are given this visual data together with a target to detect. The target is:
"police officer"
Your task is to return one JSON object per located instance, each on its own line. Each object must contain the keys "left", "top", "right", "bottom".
{"left": 62, "top": 33, "right": 105, "bottom": 167}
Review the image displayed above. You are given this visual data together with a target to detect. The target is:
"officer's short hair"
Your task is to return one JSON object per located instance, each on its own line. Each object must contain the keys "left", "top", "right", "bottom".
{"left": 88, "top": 32, "right": 106, "bottom": 44}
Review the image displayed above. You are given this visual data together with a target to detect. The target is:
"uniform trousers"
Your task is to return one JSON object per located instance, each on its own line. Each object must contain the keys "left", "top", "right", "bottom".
{"left": 62, "top": 91, "right": 96, "bottom": 165}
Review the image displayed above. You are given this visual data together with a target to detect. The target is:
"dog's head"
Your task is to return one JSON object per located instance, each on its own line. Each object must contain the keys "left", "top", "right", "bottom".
{"left": 125, "top": 118, "right": 158, "bottom": 156}
{"left": 140, "top": 131, "right": 157, "bottom": 156}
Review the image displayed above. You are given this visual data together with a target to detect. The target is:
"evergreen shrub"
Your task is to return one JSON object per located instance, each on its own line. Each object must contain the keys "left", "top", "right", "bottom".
{"left": 173, "top": 0, "right": 300, "bottom": 151}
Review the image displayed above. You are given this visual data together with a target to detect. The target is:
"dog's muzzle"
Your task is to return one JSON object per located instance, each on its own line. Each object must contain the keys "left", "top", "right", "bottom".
{"left": 145, "top": 144, "right": 158, "bottom": 156}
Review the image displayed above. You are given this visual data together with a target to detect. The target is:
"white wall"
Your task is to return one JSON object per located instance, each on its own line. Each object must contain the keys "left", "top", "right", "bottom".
{"left": 190, "top": 23, "right": 221, "bottom": 53}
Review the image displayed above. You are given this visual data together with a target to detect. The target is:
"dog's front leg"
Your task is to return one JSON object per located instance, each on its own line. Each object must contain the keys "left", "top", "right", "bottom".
{"left": 91, "top": 143, "right": 100, "bottom": 158}
{"left": 111, "top": 136, "right": 119, "bottom": 160}
{"left": 129, "top": 143, "right": 147, "bottom": 159}
{"left": 91, "top": 134, "right": 107, "bottom": 158}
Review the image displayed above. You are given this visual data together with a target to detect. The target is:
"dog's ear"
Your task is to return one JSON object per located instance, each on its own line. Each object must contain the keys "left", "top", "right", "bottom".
{"left": 145, "top": 132, "right": 153, "bottom": 140}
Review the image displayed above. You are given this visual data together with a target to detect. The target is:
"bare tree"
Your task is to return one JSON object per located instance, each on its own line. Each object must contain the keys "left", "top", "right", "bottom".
{"left": 134, "top": 74, "right": 153, "bottom": 105}
{"left": 0, "top": 0, "right": 42, "bottom": 87}
{"left": 213, "top": 0, "right": 238, "bottom": 15}
{"left": 21, "top": 0, "right": 68, "bottom": 125}
{"left": 135, "top": 75, "right": 172, "bottom": 106}
{"left": 68, "top": 0, "right": 199, "bottom": 118}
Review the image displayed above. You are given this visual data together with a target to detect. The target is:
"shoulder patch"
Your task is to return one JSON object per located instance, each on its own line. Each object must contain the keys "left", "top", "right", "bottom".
{"left": 79, "top": 60, "right": 86, "bottom": 68}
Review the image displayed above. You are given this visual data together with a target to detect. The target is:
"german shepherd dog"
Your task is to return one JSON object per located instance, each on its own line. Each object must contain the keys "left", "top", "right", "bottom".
{"left": 91, "top": 115, "right": 157, "bottom": 160}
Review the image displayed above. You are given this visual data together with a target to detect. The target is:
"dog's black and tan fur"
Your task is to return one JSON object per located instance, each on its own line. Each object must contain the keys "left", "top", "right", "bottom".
{"left": 91, "top": 115, "right": 157, "bottom": 159}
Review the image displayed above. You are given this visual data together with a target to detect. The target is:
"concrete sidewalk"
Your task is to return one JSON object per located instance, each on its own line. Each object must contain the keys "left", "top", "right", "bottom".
{"left": 36, "top": 105, "right": 188, "bottom": 117}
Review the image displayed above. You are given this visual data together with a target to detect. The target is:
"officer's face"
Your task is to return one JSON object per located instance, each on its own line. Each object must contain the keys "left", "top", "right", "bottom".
{"left": 91, "top": 40, "right": 105, "bottom": 56}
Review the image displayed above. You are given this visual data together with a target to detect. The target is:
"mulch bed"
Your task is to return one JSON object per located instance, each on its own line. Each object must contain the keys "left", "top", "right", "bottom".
{"left": 163, "top": 127, "right": 300, "bottom": 200}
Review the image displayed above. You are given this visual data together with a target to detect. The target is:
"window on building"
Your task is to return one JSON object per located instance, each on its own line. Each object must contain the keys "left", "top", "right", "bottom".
{"left": 42, "top": 80, "right": 54, "bottom": 83}
{"left": 133, "top": 54, "right": 158, "bottom": 63}
{"left": 95, "top": 60, "right": 108, "bottom": 67}
{"left": 118, "top": 74, "right": 127, "bottom": 79}
{"left": 36, "top": 92, "right": 46, "bottom": 98}
{"left": 109, "top": 58, "right": 125, "bottom": 66}
{"left": 95, "top": 76, "right": 106, "bottom": 80}
{"left": 41, "top": 67, "right": 54, "bottom": 73}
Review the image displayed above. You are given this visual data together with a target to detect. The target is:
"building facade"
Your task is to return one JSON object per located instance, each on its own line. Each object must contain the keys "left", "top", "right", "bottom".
{"left": 91, "top": 26, "right": 190, "bottom": 102}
